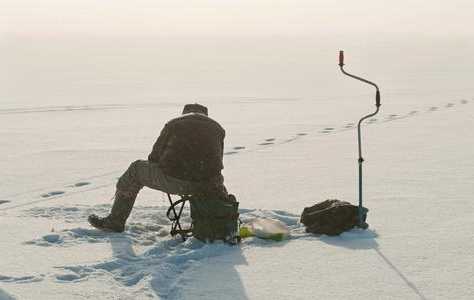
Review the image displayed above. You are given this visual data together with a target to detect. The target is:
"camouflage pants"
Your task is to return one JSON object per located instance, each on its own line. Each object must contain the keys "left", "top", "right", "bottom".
{"left": 116, "top": 160, "right": 227, "bottom": 200}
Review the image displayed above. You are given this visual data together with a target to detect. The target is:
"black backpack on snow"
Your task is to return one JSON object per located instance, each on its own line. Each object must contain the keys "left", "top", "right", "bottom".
{"left": 300, "top": 199, "right": 368, "bottom": 236}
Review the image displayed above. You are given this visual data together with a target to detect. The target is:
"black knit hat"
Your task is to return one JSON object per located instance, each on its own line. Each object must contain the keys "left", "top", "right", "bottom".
{"left": 182, "top": 103, "right": 208, "bottom": 115}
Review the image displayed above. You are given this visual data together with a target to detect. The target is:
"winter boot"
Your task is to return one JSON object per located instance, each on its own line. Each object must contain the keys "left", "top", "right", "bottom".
{"left": 88, "top": 191, "right": 136, "bottom": 233}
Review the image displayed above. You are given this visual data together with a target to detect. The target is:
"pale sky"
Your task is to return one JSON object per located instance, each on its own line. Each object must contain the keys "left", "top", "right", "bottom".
{"left": 2, "top": 0, "right": 474, "bottom": 37}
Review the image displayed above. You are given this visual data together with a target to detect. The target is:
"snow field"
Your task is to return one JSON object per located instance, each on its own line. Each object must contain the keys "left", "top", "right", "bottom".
{"left": 0, "top": 96, "right": 473, "bottom": 299}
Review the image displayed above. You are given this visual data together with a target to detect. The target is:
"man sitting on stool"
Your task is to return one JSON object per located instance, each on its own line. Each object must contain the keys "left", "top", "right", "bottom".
{"left": 88, "top": 103, "right": 237, "bottom": 242}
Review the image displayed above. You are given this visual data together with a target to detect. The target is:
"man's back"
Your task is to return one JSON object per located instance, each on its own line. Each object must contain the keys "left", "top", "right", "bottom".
{"left": 148, "top": 113, "right": 225, "bottom": 182}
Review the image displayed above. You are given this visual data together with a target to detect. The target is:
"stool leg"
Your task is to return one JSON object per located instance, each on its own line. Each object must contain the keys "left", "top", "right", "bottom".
{"left": 167, "top": 193, "right": 186, "bottom": 241}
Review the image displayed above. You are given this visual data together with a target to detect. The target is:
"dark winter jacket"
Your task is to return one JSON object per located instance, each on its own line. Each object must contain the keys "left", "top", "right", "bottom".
{"left": 148, "top": 113, "right": 225, "bottom": 181}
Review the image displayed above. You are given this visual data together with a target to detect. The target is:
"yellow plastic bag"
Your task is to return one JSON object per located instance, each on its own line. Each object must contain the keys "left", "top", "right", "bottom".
{"left": 239, "top": 218, "right": 290, "bottom": 241}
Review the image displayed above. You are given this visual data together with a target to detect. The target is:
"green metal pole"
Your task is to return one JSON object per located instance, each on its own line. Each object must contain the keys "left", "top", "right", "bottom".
{"left": 339, "top": 51, "right": 381, "bottom": 228}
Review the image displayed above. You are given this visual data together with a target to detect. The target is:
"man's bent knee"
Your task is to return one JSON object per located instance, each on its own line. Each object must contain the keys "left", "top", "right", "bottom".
{"left": 116, "top": 160, "right": 148, "bottom": 194}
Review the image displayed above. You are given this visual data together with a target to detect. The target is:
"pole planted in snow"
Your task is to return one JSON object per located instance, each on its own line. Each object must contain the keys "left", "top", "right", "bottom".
{"left": 338, "top": 50, "right": 381, "bottom": 228}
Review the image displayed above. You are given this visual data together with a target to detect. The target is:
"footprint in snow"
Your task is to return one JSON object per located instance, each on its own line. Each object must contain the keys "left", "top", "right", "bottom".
{"left": 429, "top": 106, "right": 438, "bottom": 111}
{"left": 224, "top": 151, "right": 239, "bottom": 155}
{"left": 282, "top": 134, "right": 306, "bottom": 142}
{"left": 445, "top": 103, "right": 454, "bottom": 108}
{"left": 344, "top": 123, "right": 355, "bottom": 128}
{"left": 232, "top": 146, "right": 245, "bottom": 150}
{"left": 0, "top": 274, "right": 44, "bottom": 283}
{"left": 0, "top": 200, "right": 10, "bottom": 205}
{"left": 383, "top": 114, "right": 398, "bottom": 122}
{"left": 321, "top": 127, "right": 334, "bottom": 133}
{"left": 66, "top": 182, "right": 91, "bottom": 188}
{"left": 408, "top": 110, "right": 418, "bottom": 115}
{"left": 258, "top": 138, "right": 276, "bottom": 145}
{"left": 56, "top": 274, "right": 82, "bottom": 282}
{"left": 282, "top": 137, "right": 298, "bottom": 143}
{"left": 41, "top": 191, "right": 65, "bottom": 198}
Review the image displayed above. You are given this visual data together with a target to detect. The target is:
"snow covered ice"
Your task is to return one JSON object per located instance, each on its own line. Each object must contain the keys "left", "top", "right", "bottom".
{"left": 2, "top": 1, "right": 474, "bottom": 299}
{"left": 2, "top": 81, "right": 473, "bottom": 300}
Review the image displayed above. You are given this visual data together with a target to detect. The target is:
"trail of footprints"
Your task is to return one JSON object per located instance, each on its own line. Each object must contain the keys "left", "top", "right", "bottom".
{"left": 32, "top": 99, "right": 470, "bottom": 199}
{"left": 224, "top": 98, "right": 471, "bottom": 154}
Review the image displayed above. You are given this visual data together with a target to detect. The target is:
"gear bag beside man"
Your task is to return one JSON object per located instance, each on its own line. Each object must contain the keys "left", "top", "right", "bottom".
{"left": 88, "top": 103, "right": 239, "bottom": 243}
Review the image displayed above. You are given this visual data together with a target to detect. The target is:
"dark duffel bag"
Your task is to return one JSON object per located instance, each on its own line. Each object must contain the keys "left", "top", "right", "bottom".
{"left": 300, "top": 199, "right": 368, "bottom": 236}
{"left": 190, "top": 194, "right": 240, "bottom": 243}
